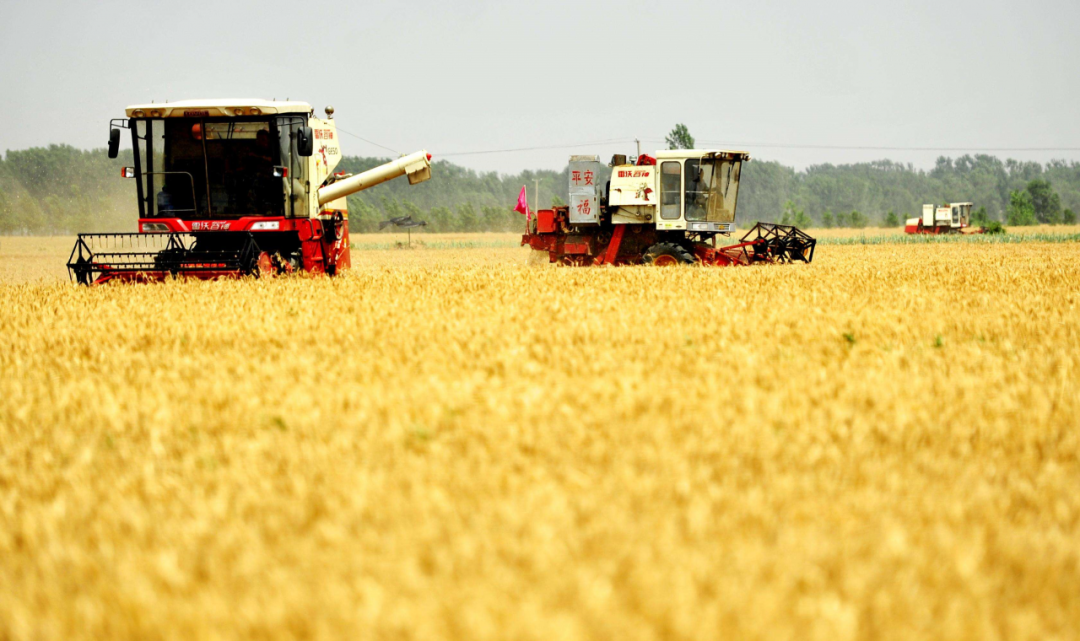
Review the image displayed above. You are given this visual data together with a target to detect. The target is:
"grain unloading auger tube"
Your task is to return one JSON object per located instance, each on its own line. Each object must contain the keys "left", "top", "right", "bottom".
{"left": 70, "top": 100, "right": 431, "bottom": 284}
{"left": 522, "top": 150, "right": 817, "bottom": 266}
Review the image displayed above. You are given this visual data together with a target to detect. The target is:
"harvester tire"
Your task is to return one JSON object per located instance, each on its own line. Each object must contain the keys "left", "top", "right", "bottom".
{"left": 643, "top": 243, "right": 695, "bottom": 266}
{"left": 256, "top": 252, "right": 274, "bottom": 278}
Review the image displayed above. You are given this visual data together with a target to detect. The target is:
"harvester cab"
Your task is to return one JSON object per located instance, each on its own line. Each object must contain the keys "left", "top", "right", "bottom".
{"left": 69, "top": 99, "right": 432, "bottom": 284}
{"left": 524, "top": 149, "right": 815, "bottom": 266}
{"left": 607, "top": 150, "right": 743, "bottom": 234}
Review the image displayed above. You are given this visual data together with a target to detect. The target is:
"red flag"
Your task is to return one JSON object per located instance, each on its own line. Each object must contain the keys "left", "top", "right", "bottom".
{"left": 514, "top": 185, "right": 532, "bottom": 228}
{"left": 514, "top": 186, "right": 530, "bottom": 216}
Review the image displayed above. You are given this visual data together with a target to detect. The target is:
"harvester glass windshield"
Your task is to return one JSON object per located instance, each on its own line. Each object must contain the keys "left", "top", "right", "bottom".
{"left": 684, "top": 158, "right": 741, "bottom": 223}
{"left": 133, "top": 116, "right": 307, "bottom": 219}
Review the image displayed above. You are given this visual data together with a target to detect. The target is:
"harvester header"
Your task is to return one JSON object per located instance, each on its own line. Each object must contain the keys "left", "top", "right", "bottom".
{"left": 69, "top": 99, "right": 432, "bottom": 284}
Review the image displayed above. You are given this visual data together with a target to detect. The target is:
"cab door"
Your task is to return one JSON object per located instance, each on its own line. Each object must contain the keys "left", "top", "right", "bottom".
{"left": 657, "top": 160, "right": 686, "bottom": 230}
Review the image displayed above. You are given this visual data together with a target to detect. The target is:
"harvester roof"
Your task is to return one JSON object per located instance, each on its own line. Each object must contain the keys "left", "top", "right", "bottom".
{"left": 654, "top": 149, "right": 751, "bottom": 161}
{"left": 125, "top": 99, "right": 313, "bottom": 118}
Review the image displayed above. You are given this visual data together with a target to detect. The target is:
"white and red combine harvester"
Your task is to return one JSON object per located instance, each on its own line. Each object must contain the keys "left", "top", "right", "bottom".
{"left": 905, "top": 202, "right": 973, "bottom": 234}
{"left": 68, "top": 99, "right": 432, "bottom": 284}
{"left": 523, "top": 150, "right": 815, "bottom": 265}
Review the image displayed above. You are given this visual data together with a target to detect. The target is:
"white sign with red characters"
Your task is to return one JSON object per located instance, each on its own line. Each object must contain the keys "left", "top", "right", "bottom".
{"left": 570, "top": 193, "right": 599, "bottom": 224}
{"left": 608, "top": 164, "right": 659, "bottom": 208}
{"left": 568, "top": 156, "right": 601, "bottom": 225}
{"left": 190, "top": 221, "right": 232, "bottom": 231}
{"left": 570, "top": 168, "right": 596, "bottom": 187}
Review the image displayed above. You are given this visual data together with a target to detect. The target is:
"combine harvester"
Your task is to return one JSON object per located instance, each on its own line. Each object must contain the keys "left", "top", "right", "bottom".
{"left": 905, "top": 202, "right": 974, "bottom": 234}
{"left": 523, "top": 151, "right": 816, "bottom": 265}
{"left": 68, "top": 99, "right": 432, "bottom": 284}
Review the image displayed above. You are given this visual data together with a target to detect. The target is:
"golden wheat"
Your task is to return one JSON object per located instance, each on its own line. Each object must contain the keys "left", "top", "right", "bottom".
{"left": 1, "top": 240, "right": 1078, "bottom": 640}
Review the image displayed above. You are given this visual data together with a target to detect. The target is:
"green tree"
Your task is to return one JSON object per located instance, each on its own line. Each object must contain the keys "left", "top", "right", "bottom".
{"left": 780, "top": 200, "right": 811, "bottom": 227}
{"left": 1064, "top": 209, "right": 1076, "bottom": 225}
{"left": 849, "top": 210, "right": 868, "bottom": 229}
{"left": 402, "top": 200, "right": 425, "bottom": 226}
{"left": 379, "top": 195, "right": 403, "bottom": 224}
{"left": 427, "top": 206, "right": 452, "bottom": 233}
{"left": 1006, "top": 190, "right": 1037, "bottom": 226}
{"left": 455, "top": 202, "right": 478, "bottom": 232}
{"left": 971, "top": 206, "right": 989, "bottom": 226}
{"left": 883, "top": 211, "right": 899, "bottom": 227}
{"left": 821, "top": 209, "right": 835, "bottom": 229}
{"left": 1025, "top": 179, "right": 1062, "bottom": 224}
{"left": 780, "top": 200, "right": 797, "bottom": 225}
{"left": 665, "top": 124, "right": 695, "bottom": 150}
{"left": 551, "top": 194, "right": 565, "bottom": 207}
{"left": 480, "top": 205, "right": 509, "bottom": 232}
{"left": 346, "top": 196, "right": 379, "bottom": 233}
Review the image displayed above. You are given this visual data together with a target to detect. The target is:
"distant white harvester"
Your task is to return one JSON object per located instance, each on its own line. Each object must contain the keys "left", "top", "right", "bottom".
{"left": 905, "top": 202, "right": 973, "bottom": 234}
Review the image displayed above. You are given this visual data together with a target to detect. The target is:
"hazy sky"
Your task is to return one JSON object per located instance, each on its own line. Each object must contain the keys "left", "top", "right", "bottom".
{"left": 1, "top": 0, "right": 1078, "bottom": 173}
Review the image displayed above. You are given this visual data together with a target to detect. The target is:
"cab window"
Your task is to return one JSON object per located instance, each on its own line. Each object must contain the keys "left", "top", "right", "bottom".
{"left": 660, "top": 161, "right": 681, "bottom": 220}
{"left": 684, "top": 159, "right": 711, "bottom": 222}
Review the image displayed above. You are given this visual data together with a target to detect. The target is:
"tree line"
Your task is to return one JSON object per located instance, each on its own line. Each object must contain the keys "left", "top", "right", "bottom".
{"left": 2, "top": 144, "right": 1078, "bottom": 234}
{"left": 740, "top": 156, "right": 1077, "bottom": 228}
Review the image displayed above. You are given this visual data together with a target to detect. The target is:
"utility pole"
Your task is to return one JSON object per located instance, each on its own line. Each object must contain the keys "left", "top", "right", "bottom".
{"left": 635, "top": 138, "right": 641, "bottom": 157}
{"left": 534, "top": 178, "right": 540, "bottom": 213}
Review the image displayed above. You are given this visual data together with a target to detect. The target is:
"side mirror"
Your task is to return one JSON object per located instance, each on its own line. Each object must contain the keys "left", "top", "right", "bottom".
{"left": 108, "top": 128, "right": 121, "bottom": 159}
{"left": 297, "top": 126, "right": 313, "bottom": 157}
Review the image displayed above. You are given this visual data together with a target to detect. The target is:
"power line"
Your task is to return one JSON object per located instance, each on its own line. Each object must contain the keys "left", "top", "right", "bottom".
{"left": 337, "top": 130, "right": 1080, "bottom": 159}
{"left": 335, "top": 126, "right": 401, "bottom": 155}
{"left": 439, "top": 139, "right": 634, "bottom": 157}
{"left": 643, "top": 138, "right": 1080, "bottom": 153}
{"left": 336, "top": 129, "right": 635, "bottom": 159}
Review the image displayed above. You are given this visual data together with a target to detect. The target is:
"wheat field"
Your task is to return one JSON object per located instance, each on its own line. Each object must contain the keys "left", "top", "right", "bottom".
{"left": 1, "top": 237, "right": 1078, "bottom": 640}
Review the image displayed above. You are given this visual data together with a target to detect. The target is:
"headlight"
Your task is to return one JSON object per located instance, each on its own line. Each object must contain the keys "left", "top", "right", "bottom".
{"left": 250, "top": 221, "right": 280, "bottom": 231}
{"left": 142, "top": 222, "right": 169, "bottom": 232}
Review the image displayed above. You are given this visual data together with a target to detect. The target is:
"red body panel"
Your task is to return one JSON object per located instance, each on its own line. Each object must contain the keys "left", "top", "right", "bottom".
{"left": 904, "top": 222, "right": 972, "bottom": 235}
{"left": 134, "top": 213, "right": 351, "bottom": 279}
{"left": 537, "top": 209, "right": 557, "bottom": 234}
{"left": 141, "top": 217, "right": 305, "bottom": 233}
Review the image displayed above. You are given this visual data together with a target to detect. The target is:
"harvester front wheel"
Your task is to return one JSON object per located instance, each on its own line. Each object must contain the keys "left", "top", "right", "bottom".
{"left": 256, "top": 252, "right": 274, "bottom": 278}
{"left": 643, "top": 243, "right": 695, "bottom": 266}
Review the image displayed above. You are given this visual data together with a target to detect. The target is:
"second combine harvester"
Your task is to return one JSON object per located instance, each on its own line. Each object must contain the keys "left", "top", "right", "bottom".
{"left": 68, "top": 99, "right": 431, "bottom": 284}
{"left": 524, "top": 151, "right": 815, "bottom": 265}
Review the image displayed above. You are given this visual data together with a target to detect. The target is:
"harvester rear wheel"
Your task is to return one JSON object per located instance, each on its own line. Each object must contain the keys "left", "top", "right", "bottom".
{"left": 643, "top": 243, "right": 695, "bottom": 266}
